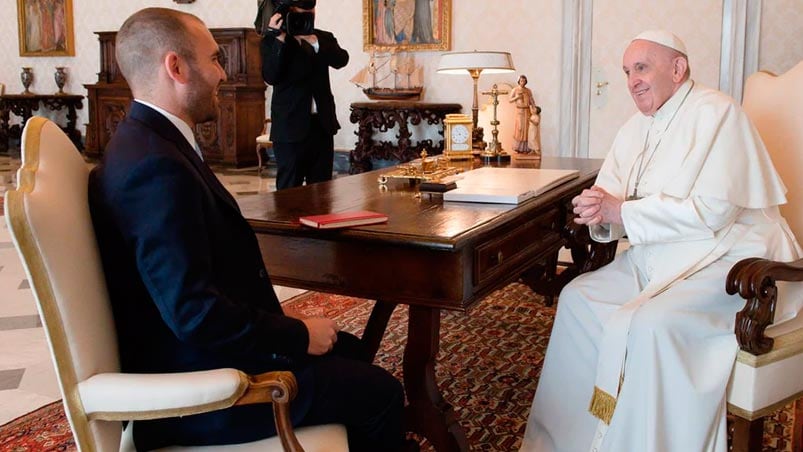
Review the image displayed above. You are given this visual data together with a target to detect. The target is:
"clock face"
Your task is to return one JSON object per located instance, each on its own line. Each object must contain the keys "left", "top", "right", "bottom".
{"left": 451, "top": 124, "right": 470, "bottom": 144}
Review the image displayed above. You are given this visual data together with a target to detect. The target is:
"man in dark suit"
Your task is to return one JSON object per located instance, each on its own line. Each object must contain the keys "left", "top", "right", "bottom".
{"left": 260, "top": 0, "right": 348, "bottom": 189}
{"left": 88, "top": 8, "right": 405, "bottom": 451}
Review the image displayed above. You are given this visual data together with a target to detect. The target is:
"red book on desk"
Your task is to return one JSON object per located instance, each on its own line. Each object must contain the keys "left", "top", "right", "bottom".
{"left": 299, "top": 210, "right": 388, "bottom": 229}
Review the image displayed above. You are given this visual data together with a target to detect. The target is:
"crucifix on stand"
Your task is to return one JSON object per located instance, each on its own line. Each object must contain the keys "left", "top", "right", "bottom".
{"left": 481, "top": 83, "right": 511, "bottom": 162}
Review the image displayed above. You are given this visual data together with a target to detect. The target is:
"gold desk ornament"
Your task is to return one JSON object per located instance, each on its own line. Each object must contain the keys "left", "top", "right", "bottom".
{"left": 377, "top": 150, "right": 462, "bottom": 186}
{"left": 481, "top": 83, "right": 512, "bottom": 162}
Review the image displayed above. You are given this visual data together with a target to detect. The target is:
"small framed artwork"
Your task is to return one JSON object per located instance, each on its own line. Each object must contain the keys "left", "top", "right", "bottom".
{"left": 17, "top": 0, "right": 75, "bottom": 57}
{"left": 363, "top": 0, "right": 451, "bottom": 52}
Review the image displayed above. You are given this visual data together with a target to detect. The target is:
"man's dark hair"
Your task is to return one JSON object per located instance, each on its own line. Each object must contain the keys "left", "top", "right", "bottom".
{"left": 116, "top": 8, "right": 199, "bottom": 91}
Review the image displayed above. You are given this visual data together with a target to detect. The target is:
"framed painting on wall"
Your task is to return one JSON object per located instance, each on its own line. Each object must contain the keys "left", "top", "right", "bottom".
{"left": 363, "top": 0, "right": 451, "bottom": 52}
{"left": 17, "top": 0, "right": 75, "bottom": 56}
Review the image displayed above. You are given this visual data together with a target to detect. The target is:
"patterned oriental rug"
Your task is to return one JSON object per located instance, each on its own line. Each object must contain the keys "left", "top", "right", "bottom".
{"left": 0, "top": 283, "right": 799, "bottom": 451}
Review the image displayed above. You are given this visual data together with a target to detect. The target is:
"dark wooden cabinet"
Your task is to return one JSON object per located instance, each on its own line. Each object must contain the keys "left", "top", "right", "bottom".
{"left": 84, "top": 28, "right": 266, "bottom": 167}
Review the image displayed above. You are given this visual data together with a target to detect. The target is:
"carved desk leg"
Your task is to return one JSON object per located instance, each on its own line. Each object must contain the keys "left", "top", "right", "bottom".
{"left": 404, "top": 305, "right": 470, "bottom": 452}
{"left": 362, "top": 300, "right": 396, "bottom": 362}
{"left": 9, "top": 100, "right": 38, "bottom": 145}
{"left": 349, "top": 107, "right": 374, "bottom": 174}
{"left": 395, "top": 109, "right": 412, "bottom": 161}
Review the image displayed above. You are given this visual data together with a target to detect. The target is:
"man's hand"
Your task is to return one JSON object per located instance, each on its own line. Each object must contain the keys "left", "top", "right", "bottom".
{"left": 295, "top": 34, "right": 318, "bottom": 46}
{"left": 302, "top": 317, "right": 338, "bottom": 355}
{"left": 572, "top": 186, "right": 623, "bottom": 226}
{"left": 268, "top": 13, "right": 286, "bottom": 42}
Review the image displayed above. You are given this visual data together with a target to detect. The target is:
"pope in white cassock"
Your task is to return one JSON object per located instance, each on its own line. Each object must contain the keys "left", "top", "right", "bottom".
{"left": 520, "top": 30, "right": 802, "bottom": 452}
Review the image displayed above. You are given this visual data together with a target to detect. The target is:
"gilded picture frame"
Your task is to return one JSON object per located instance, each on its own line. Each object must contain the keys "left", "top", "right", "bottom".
{"left": 363, "top": 0, "right": 451, "bottom": 52}
{"left": 17, "top": 0, "right": 75, "bottom": 57}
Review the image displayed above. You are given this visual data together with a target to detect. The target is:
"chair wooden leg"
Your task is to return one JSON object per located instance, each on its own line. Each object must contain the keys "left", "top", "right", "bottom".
{"left": 729, "top": 414, "right": 765, "bottom": 452}
{"left": 256, "top": 144, "right": 263, "bottom": 174}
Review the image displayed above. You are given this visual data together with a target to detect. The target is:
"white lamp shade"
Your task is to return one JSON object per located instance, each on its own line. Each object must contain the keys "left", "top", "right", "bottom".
{"left": 436, "top": 51, "right": 515, "bottom": 74}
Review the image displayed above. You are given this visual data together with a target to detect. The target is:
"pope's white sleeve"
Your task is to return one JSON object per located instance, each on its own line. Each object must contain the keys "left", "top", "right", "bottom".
{"left": 620, "top": 194, "right": 741, "bottom": 245}
{"left": 589, "top": 223, "right": 627, "bottom": 243}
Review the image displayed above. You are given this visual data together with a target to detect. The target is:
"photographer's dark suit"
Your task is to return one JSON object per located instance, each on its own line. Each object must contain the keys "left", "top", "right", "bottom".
{"left": 89, "top": 102, "right": 403, "bottom": 450}
{"left": 261, "top": 29, "right": 348, "bottom": 189}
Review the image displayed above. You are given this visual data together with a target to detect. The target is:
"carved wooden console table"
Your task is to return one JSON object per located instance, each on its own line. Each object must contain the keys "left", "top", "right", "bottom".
{"left": 349, "top": 101, "right": 461, "bottom": 174}
{"left": 0, "top": 94, "right": 83, "bottom": 152}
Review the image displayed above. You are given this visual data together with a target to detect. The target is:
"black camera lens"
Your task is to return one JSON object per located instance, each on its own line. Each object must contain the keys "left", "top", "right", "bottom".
{"left": 285, "top": 11, "right": 315, "bottom": 36}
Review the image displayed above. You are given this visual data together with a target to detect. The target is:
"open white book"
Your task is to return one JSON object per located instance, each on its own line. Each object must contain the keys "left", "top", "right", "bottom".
{"left": 443, "top": 167, "right": 580, "bottom": 204}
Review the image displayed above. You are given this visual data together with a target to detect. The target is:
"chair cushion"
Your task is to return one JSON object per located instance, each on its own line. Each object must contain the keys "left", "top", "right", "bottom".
{"left": 256, "top": 135, "right": 271, "bottom": 145}
{"left": 726, "top": 313, "right": 803, "bottom": 419}
{"left": 119, "top": 423, "right": 349, "bottom": 452}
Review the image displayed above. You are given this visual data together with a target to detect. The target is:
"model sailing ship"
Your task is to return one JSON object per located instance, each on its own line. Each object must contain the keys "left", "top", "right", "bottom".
{"left": 350, "top": 51, "right": 423, "bottom": 101}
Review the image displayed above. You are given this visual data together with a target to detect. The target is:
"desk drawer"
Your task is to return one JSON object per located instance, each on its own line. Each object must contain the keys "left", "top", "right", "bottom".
{"left": 474, "top": 209, "right": 560, "bottom": 285}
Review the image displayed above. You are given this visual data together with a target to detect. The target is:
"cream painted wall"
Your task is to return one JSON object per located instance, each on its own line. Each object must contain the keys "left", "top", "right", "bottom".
{"left": 0, "top": 0, "right": 561, "bottom": 154}
{"left": 587, "top": 0, "right": 723, "bottom": 158}
{"left": 1, "top": 1, "right": 801, "bottom": 156}
{"left": 759, "top": 0, "right": 803, "bottom": 75}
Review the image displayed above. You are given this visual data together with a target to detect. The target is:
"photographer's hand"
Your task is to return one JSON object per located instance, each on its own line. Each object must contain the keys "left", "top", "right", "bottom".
{"left": 268, "top": 13, "right": 286, "bottom": 42}
{"left": 295, "top": 34, "right": 318, "bottom": 47}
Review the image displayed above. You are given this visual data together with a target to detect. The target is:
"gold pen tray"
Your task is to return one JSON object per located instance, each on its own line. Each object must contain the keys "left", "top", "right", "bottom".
{"left": 377, "top": 155, "right": 462, "bottom": 185}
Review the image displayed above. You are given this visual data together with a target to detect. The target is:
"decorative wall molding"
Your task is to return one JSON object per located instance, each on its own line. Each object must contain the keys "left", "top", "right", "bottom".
{"left": 719, "top": 0, "right": 762, "bottom": 102}
{"left": 558, "top": 0, "right": 593, "bottom": 158}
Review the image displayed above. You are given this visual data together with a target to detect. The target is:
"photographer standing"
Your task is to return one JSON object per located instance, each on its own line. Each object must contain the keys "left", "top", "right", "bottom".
{"left": 259, "top": 0, "right": 348, "bottom": 190}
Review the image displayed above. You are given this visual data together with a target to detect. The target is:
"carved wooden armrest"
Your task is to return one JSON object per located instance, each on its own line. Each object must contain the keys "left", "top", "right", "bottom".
{"left": 725, "top": 257, "right": 803, "bottom": 355}
{"left": 235, "top": 371, "right": 304, "bottom": 452}
{"left": 562, "top": 221, "right": 618, "bottom": 277}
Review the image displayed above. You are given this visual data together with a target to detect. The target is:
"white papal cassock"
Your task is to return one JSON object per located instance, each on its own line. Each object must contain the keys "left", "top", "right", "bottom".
{"left": 520, "top": 80, "right": 802, "bottom": 452}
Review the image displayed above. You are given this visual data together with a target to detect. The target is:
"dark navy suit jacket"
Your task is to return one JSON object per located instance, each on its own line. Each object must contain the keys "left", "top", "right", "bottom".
{"left": 89, "top": 102, "right": 313, "bottom": 448}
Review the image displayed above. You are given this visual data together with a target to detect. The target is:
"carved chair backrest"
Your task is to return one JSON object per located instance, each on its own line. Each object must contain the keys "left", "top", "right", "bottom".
{"left": 742, "top": 60, "right": 803, "bottom": 240}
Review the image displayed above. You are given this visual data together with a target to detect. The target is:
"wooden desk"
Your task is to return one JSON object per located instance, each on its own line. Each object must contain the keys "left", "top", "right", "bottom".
{"left": 0, "top": 93, "right": 83, "bottom": 152}
{"left": 241, "top": 157, "right": 614, "bottom": 451}
{"left": 349, "top": 101, "right": 461, "bottom": 174}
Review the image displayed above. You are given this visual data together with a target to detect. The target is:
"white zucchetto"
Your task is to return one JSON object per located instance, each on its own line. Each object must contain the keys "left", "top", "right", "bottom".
{"left": 632, "top": 29, "right": 687, "bottom": 56}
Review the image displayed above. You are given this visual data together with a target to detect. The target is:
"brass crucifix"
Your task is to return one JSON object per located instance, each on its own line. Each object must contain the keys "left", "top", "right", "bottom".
{"left": 481, "top": 84, "right": 510, "bottom": 160}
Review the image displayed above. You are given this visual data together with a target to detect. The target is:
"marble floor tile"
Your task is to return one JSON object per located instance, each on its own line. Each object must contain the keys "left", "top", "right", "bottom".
{"left": 0, "top": 328, "right": 52, "bottom": 369}
{"left": 0, "top": 295, "right": 38, "bottom": 318}
{"left": 0, "top": 315, "right": 41, "bottom": 331}
{"left": 0, "top": 389, "right": 58, "bottom": 425}
{"left": 0, "top": 368, "right": 25, "bottom": 390}
{"left": 16, "top": 360, "right": 60, "bottom": 399}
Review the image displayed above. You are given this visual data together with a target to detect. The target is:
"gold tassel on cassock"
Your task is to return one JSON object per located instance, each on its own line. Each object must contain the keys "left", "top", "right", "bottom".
{"left": 588, "top": 386, "right": 616, "bottom": 425}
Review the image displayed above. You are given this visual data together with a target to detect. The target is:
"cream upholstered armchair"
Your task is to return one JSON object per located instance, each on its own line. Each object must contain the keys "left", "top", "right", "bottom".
{"left": 725, "top": 61, "right": 803, "bottom": 451}
{"left": 4, "top": 116, "right": 348, "bottom": 452}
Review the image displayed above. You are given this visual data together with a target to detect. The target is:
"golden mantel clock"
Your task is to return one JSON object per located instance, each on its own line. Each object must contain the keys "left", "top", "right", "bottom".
{"left": 443, "top": 113, "right": 473, "bottom": 160}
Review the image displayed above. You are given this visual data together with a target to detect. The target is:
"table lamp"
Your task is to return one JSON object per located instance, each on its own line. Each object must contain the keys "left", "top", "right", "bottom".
{"left": 437, "top": 51, "right": 515, "bottom": 150}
